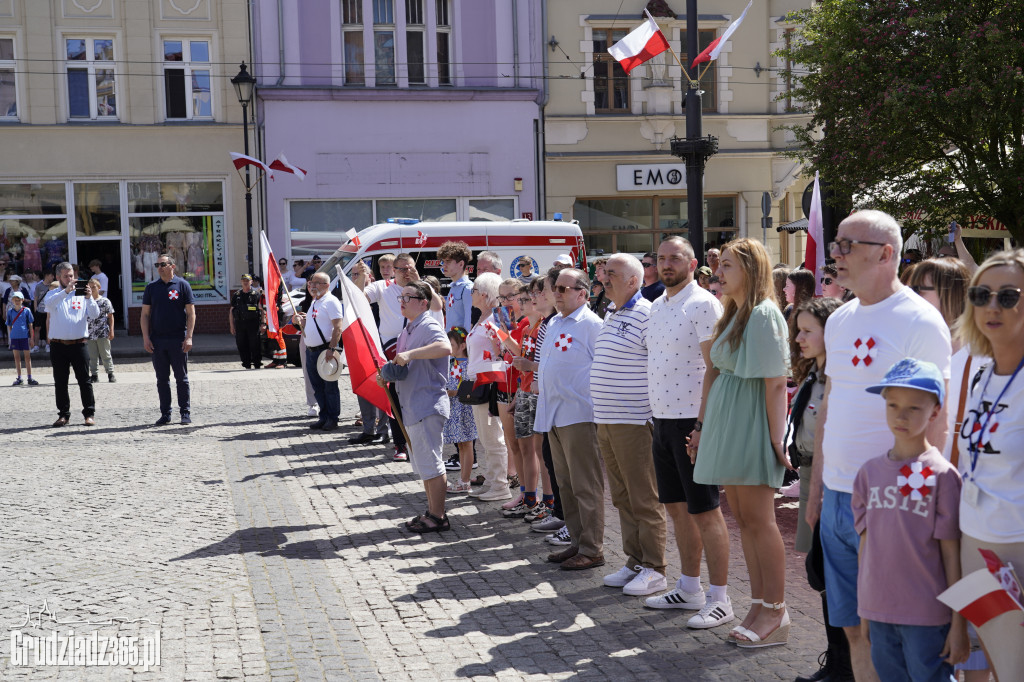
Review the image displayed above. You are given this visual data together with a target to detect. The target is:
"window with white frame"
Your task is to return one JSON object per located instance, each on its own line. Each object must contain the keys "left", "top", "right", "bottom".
{"left": 0, "top": 38, "right": 16, "bottom": 118}
{"left": 163, "top": 39, "right": 213, "bottom": 119}
{"left": 342, "top": 0, "right": 365, "bottom": 85}
{"left": 66, "top": 37, "right": 117, "bottom": 119}
{"left": 342, "top": 0, "right": 452, "bottom": 86}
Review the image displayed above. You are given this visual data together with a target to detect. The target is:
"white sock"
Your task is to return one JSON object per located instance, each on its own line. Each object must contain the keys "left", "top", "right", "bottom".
{"left": 708, "top": 584, "right": 728, "bottom": 603}
{"left": 678, "top": 574, "right": 701, "bottom": 594}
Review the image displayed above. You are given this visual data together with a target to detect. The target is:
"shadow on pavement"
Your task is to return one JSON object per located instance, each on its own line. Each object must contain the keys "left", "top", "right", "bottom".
{"left": 169, "top": 524, "right": 332, "bottom": 561}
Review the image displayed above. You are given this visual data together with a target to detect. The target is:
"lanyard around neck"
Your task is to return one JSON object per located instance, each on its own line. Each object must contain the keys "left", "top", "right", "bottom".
{"left": 965, "top": 355, "right": 1024, "bottom": 477}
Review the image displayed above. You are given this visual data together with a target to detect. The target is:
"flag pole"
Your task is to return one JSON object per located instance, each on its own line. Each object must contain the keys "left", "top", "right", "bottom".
{"left": 644, "top": 9, "right": 694, "bottom": 83}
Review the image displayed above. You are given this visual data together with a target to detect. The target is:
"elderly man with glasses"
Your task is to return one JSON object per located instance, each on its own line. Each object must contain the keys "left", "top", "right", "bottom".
{"left": 806, "top": 210, "right": 952, "bottom": 680}
{"left": 141, "top": 254, "right": 195, "bottom": 425}
{"left": 535, "top": 268, "right": 606, "bottom": 571}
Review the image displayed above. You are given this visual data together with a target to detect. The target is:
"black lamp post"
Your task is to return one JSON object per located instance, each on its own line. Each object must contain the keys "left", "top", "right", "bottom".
{"left": 231, "top": 62, "right": 257, "bottom": 274}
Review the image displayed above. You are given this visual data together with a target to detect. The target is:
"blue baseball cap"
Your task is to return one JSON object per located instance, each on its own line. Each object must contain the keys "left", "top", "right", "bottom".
{"left": 866, "top": 358, "right": 945, "bottom": 406}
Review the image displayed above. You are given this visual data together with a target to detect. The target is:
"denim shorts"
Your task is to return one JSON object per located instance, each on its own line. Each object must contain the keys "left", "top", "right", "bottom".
{"left": 869, "top": 621, "right": 954, "bottom": 682}
{"left": 820, "top": 487, "right": 862, "bottom": 628}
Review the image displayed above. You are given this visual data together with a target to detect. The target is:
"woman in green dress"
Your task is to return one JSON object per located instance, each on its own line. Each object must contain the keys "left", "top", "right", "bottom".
{"left": 690, "top": 237, "right": 794, "bottom": 648}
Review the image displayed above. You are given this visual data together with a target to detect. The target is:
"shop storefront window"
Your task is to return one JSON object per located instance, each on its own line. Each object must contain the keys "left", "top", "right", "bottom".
{"left": 574, "top": 195, "right": 737, "bottom": 254}
{"left": 377, "top": 198, "right": 455, "bottom": 222}
{"left": 74, "top": 182, "right": 120, "bottom": 236}
{"left": 0, "top": 183, "right": 69, "bottom": 275}
{"left": 468, "top": 198, "right": 514, "bottom": 221}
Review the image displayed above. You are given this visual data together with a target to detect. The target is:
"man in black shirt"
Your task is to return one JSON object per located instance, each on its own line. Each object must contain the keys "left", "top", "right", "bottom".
{"left": 229, "top": 274, "right": 264, "bottom": 369}
{"left": 141, "top": 254, "right": 195, "bottom": 425}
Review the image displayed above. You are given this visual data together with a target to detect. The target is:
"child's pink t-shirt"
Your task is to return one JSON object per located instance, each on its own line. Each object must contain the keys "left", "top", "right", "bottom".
{"left": 852, "top": 446, "right": 962, "bottom": 626}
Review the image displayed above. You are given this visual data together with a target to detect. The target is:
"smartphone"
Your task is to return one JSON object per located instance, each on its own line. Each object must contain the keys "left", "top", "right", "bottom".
{"left": 948, "top": 221, "right": 957, "bottom": 244}
{"left": 492, "top": 306, "right": 512, "bottom": 330}
{"left": 74, "top": 279, "right": 89, "bottom": 296}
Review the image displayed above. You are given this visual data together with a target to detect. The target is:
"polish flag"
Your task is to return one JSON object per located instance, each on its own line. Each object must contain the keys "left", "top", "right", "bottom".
{"left": 338, "top": 266, "right": 392, "bottom": 416}
{"left": 269, "top": 153, "right": 307, "bottom": 180}
{"left": 937, "top": 568, "right": 1024, "bottom": 629}
{"left": 345, "top": 228, "right": 361, "bottom": 248}
{"left": 230, "top": 152, "right": 273, "bottom": 178}
{"left": 259, "top": 231, "right": 284, "bottom": 337}
{"left": 979, "top": 549, "right": 1023, "bottom": 603}
{"left": 691, "top": 0, "right": 753, "bottom": 70}
{"left": 806, "top": 171, "right": 826, "bottom": 296}
{"left": 607, "top": 11, "right": 670, "bottom": 74}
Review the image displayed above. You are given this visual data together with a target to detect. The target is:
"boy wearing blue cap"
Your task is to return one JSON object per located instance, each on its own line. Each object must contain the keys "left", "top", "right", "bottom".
{"left": 852, "top": 358, "right": 968, "bottom": 680}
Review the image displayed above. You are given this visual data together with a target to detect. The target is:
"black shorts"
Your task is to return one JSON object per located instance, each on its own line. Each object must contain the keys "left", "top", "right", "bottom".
{"left": 651, "top": 417, "right": 720, "bottom": 514}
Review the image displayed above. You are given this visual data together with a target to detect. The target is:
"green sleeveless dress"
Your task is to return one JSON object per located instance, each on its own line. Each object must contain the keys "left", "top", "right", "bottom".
{"left": 693, "top": 299, "right": 790, "bottom": 487}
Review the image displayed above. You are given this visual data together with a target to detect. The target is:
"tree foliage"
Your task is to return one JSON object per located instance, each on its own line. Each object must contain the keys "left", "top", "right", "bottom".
{"left": 777, "top": 0, "right": 1024, "bottom": 244}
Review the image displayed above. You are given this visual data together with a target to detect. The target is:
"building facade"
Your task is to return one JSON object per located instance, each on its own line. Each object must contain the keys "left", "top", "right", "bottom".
{"left": 251, "top": 0, "right": 545, "bottom": 262}
{"left": 0, "top": 0, "right": 251, "bottom": 332}
{"left": 544, "top": 0, "right": 813, "bottom": 264}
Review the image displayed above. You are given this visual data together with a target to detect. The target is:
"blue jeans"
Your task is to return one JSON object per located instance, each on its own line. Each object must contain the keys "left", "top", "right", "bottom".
{"left": 305, "top": 347, "right": 339, "bottom": 422}
{"left": 869, "top": 621, "right": 955, "bottom": 682}
{"left": 820, "top": 487, "right": 861, "bottom": 628}
{"left": 151, "top": 338, "right": 189, "bottom": 416}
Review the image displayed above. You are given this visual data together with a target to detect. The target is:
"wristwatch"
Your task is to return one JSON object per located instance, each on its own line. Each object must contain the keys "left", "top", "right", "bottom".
{"left": 694, "top": 420, "right": 703, "bottom": 432}
{"left": 329, "top": 346, "right": 338, "bottom": 352}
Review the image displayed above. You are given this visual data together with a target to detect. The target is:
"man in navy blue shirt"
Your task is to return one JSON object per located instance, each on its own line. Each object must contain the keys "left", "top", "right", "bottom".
{"left": 141, "top": 254, "right": 195, "bottom": 425}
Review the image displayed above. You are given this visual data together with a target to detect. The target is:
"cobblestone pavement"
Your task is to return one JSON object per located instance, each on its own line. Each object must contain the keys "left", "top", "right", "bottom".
{"left": 0, "top": 358, "right": 825, "bottom": 680}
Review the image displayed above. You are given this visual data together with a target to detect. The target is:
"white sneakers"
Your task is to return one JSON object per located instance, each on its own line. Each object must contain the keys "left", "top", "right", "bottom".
{"left": 644, "top": 582, "right": 707, "bottom": 610}
{"left": 603, "top": 565, "right": 639, "bottom": 587}
{"left": 686, "top": 595, "right": 735, "bottom": 629}
{"left": 478, "top": 486, "right": 512, "bottom": 501}
{"left": 306, "top": 406, "right": 318, "bottom": 417}
{"left": 604, "top": 566, "right": 668, "bottom": 596}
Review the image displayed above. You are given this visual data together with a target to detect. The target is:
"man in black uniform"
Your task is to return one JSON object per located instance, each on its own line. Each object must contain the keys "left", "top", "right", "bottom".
{"left": 229, "top": 274, "right": 264, "bottom": 369}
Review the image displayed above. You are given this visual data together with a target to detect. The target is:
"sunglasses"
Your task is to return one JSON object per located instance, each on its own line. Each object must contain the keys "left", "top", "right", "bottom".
{"left": 910, "top": 285, "right": 936, "bottom": 295}
{"left": 968, "top": 286, "right": 1022, "bottom": 309}
{"left": 641, "top": 262, "right": 655, "bottom": 268}
{"left": 156, "top": 262, "right": 172, "bottom": 268}
{"left": 820, "top": 277, "right": 833, "bottom": 286}
{"left": 553, "top": 285, "right": 585, "bottom": 294}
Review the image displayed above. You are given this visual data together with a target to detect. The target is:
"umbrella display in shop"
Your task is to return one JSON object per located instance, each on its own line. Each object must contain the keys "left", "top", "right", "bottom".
{"left": 41, "top": 220, "right": 68, "bottom": 239}
{"left": 0, "top": 218, "right": 40, "bottom": 238}
{"left": 159, "top": 217, "right": 195, "bottom": 234}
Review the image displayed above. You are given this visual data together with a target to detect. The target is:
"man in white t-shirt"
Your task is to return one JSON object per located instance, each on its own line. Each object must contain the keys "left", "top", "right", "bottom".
{"left": 295, "top": 272, "right": 344, "bottom": 431}
{"left": 88, "top": 260, "right": 109, "bottom": 297}
{"left": 808, "top": 209, "right": 951, "bottom": 681}
{"left": 643, "top": 236, "right": 734, "bottom": 630}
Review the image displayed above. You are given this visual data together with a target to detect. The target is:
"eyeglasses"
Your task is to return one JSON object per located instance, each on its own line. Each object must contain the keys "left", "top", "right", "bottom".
{"left": 910, "top": 285, "right": 936, "bottom": 295}
{"left": 497, "top": 294, "right": 517, "bottom": 302}
{"left": 553, "top": 285, "right": 585, "bottom": 294}
{"left": 394, "top": 266, "right": 415, "bottom": 272}
{"left": 828, "top": 239, "right": 887, "bottom": 255}
{"left": 517, "top": 297, "right": 531, "bottom": 305}
{"left": 399, "top": 294, "right": 425, "bottom": 303}
{"left": 821, "top": 277, "right": 833, "bottom": 286}
{"left": 968, "top": 286, "right": 1022, "bottom": 310}
{"left": 641, "top": 262, "right": 655, "bottom": 269}
{"left": 156, "top": 262, "right": 172, "bottom": 268}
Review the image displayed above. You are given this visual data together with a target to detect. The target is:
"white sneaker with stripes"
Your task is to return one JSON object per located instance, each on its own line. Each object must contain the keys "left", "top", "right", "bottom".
{"left": 686, "top": 595, "right": 735, "bottom": 629}
{"left": 644, "top": 584, "right": 706, "bottom": 610}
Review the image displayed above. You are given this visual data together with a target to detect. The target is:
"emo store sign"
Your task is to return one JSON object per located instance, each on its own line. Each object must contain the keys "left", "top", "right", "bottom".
{"left": 616, "top": 164, "right": 686, "bottom": 192}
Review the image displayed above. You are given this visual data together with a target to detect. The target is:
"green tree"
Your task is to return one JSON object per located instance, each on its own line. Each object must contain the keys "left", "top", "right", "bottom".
{"left": 778, "top": 0, "right": 1024, "bottom": 245}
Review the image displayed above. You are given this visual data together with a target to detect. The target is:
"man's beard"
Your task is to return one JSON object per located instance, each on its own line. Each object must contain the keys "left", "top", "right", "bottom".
{"left": 659, "top": 270, "right": 688, "bottom": 288}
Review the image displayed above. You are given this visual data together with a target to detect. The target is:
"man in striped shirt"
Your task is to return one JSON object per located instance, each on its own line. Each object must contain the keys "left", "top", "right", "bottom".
{"left": 590, "top": 254, "right": 668, "bottom": 597}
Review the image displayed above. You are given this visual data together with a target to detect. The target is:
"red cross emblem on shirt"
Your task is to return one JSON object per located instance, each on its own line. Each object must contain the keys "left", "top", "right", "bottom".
{"left": 522, "top": 336, "right": 536, "bottom": 356}
{"left": 851, "top": 337, "right": 876, "bottom": 366}
{"left": 482, "top": 350, "right": 492, "bottom": 361}
{"left": 311, "top": 308, "right": 319, "bottom": 319}
{"left": 70, "top": 299, "right": 82, "bottom": 310}
{"left": 897, "top": 462, "right": 936, "bottom": 500}
{"left": 554, "top": 333, "right": 573, "bottom": 352}
{"left": 168, "top": 289, "right": 179, "bottom": 300}
{"left": 450, "top": 363, "right": 463, "bottom": 382}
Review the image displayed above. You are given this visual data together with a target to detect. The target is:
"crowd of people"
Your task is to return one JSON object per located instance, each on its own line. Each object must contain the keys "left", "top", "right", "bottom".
{"left": 286, "top": 210, "right": 1022, "bottom": 681}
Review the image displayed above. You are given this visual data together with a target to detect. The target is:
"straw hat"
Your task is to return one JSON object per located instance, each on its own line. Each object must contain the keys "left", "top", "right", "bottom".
{"left": 316, "top": 349, "right": 345, "bottom": 381}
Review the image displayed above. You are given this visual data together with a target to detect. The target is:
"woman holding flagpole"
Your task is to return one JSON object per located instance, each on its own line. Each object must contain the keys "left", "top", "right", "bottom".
{"left": 954, "top": 248, "right": 1024, "bottom": 679}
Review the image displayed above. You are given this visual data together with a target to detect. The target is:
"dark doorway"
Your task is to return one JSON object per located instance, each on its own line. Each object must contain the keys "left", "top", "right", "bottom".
{"left": 76, "top": 240, "right": 124, "bottom": 329}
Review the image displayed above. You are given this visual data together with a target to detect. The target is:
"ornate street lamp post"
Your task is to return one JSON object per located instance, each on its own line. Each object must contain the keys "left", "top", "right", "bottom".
{"left": 231, "top": 62, "right": 257, "bottom": 274}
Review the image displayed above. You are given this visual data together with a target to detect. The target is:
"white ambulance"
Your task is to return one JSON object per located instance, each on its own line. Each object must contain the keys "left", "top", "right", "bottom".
{"left": 315, "top": 218, "right": 587, "bottom": 286}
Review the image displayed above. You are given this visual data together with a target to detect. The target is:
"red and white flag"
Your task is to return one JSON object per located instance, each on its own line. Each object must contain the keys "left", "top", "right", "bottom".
{"left": 414, "top": 230, "right": 427, "bottom": 247}
{"left": 607, "top": 10, "right": 670, "bottom": 74}
{"left": 230, "top": 152, "right": 273, "bottom": 178}
{"left": 345, "top": 228, "right": 361, "bottom": 248}
{"left": 338, "top": 267, "right": 392, "bottom": 416}
{"left": 269, "top": 153, "right": 307, "bottom": 180}
{"left": 691, "top": 0, "right": 753, "bottom": 70}
{"left": 259, "top": 232, "right": 284, "bottom": 338}
{"left": 806, "top": 171, "right": 826, "bottom": 296}
{"left": 980, "top": 549, "right": 1023, "bottom": 603}
{"left": 938, "top": 568, "right": 1024, "bottom": 629}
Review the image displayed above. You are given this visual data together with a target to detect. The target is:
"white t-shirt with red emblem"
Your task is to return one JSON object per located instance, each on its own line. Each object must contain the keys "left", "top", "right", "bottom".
{"left": 822, "top": 287, "right": 951, "bottom": 493}
{"left": 363, "top": 279, "right": 403, "bottom": 344}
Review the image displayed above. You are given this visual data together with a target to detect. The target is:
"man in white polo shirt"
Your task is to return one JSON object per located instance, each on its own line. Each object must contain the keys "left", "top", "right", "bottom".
{"left": 591, "top": 253, "right": 668, "bottom": 597}
{"left": 808, "top": 210, "right": 951, "bottom": 680}
{"left": 644, "top": 236, "right": 734, "bottom": 630}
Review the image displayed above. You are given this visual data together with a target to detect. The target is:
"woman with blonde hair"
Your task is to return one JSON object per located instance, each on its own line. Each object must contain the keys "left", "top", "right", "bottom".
{"left": 954, "top": 248, "right": 1024, "bottom": 680}
{"left": 691, "top": 237, "right": 793, "bottom": 648}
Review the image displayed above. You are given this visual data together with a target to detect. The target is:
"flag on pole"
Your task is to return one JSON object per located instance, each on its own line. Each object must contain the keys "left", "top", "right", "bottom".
{"left": 607, "top": 10, "right": 670, "bottom": 74}
{"left": 345, "top": 228, "right": 361, "bottom": 248}
{"left": 806, "top": 171, "right": 826, "bottom": 296}
{"left": 230, "top": 152, "right": 274, "bottom": 178}
{"left": 259, "top": 232, "right": 285, "bottom": 336}
{"left": 337, "top": 267, "right": 393, "bottom": 416}
{"left": 937, "top": 568, "right": 1024, "bottom": 629}
{"left": 414, "top": 230, "right": 427, "bottom": 247}
{"left": 269, "top": 153, "right": 307, "bottom": 180}
{"left": 691, "top": 0, "right": 753, "bottom": 70}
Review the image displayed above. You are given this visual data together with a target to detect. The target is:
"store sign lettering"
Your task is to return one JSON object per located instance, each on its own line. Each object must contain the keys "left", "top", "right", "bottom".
{"left": 617, "top": 164, "right": 686, "bottom": 192}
